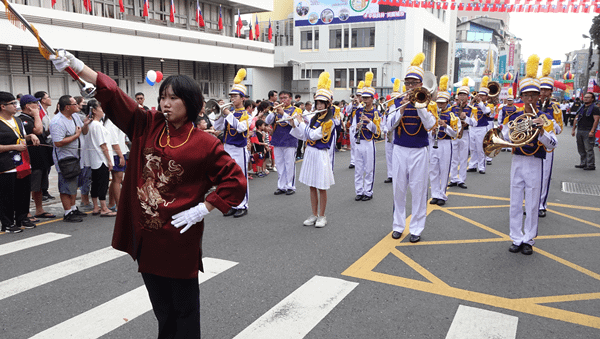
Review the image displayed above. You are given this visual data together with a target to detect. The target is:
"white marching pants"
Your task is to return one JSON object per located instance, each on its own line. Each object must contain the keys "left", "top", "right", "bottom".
{"left": 510, "top": 155, "right": 542, "bottom": 246}
{"left": 449, "top": 130, "right": 469, "bottom": 184}
{"left": 468, "top": 126, "right": 487, "bottom": 172}
{"left": 349, "top": 125, "right": 356, "bottom": 166}
{"left": 354, "top": 140, "right": 376, "bottom": 197}
{"left": 385, "top": 140, "right": 394, "bottom": 179}
{"left": 539, "top": 151, "right": 554, "bottom": 211}
{"left": 224, "top": 144, "right": 249, "bottom": 209}
{"left": 273, "top": 146, "right": 296, "bottom": 191}
{"left": 392, "top": 145, "right": 428, "bottom": 236}
{"left": 429, "top": 140, "right": 453, "bottom": 201}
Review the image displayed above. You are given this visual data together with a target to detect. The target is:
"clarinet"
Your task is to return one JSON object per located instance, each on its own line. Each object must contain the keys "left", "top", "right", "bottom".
{"left": 355, "top": 105, "right": 364, "bottom": 144}
{"left": 432, "top": 107, "right": 440, "bottom": 149}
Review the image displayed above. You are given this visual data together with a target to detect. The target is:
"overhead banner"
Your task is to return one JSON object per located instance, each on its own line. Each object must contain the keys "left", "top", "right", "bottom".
{"left": 294, "top": 1, "right": 407, "bottom": 27}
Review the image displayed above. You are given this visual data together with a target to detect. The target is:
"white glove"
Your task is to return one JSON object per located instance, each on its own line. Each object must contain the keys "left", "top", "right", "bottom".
{"left": 49, "top": 49, "right": 85, "bottom": 74}
{"left": 171, "top": 203, "right": 210, "bottom": 234}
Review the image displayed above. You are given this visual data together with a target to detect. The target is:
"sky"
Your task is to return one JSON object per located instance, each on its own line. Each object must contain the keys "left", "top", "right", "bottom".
{"left": 509, "top": 12, "right": 597, "bottom": 62}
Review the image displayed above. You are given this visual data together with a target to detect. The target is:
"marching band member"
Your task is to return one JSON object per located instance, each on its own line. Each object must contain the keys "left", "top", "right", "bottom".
{"left": 466, "top": 76, "right": 494, "bottom": 174}
{"left": 503, "top": 55, "right": 557, "bottom": 255}
{"left": 383, "top": 79, "right": 402, "bottom": 183}
{"left": 265, "top": 91, "right": 302, "bottom": 195}
{"left": 348, "top": 81, "right": 364, "bottom": 169}
{"left": 289, "top": 72, "right": 335, "bottom": 228}
{"left": 387, "top": 53, "right": 437, "bottom": 242}
{"left": 537, "top": 57, "right": 563, "bottom": 218}
{"left": 498, "top": 88, "right": 516, "bottom": 152}
{"left": 352, "top": 72, "right": 381, "bottom": 201}
{"left": 448, "top": 79, "right": 475, "bottom": 189}
{"left": 429, "top": 75, "right": 459, "bottom": 206}
{"left": 485, "top": 95, "right": 498, "bottom": 166}
{"left": 213, "top": 69, "right": 250, "bottom": 218}
{"left": 329, "top": 99, "right": 343, "bottom": 171}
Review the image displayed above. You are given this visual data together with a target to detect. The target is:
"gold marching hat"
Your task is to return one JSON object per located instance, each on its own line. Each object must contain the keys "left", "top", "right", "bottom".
{"left": 479, "top": 76, "right": 490, "bottom": 96}
{"left": 539, "top": 57, "right": 554, "bottom": 90}
{"left": 436, "top": 75, "right": 451, "bottom": 102}
{"left": 458, "top": 77, "right": 470, "bottom": 95}
{"left": 519, "top": 55, "right": 541, "bottom": 94}
{"left": 361, "top": 72, "right": 376, "bottom": 98}
{"left": 229, "top": 69, "right": 247, "bottom": 96}
{"left": 406, "top": 53, "right": 425, "bottom": 81}
{"left": 314, "top": 72, "right": 332, "bottom": 102}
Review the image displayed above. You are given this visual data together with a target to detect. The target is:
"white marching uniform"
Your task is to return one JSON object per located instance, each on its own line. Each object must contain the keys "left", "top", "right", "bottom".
{"left": 329, "top": 115, "right": 341, "bottom": 171}
{"left": 265, "top": 109, "right": 299, "bottom": 192}
{"left": 352, "top": 108, "right": 379, "bottom": 197}
{"left": 214, "top": 110, "right": 250, "bottom": 209}
{"left": 381, "top": 113, "right": 394, "bottom": 179}
{"left": 502, "top": 110, "right": 557, "bottom": 246}
{"left": 466, "top": 101, "right": 493, "bottom": 172}
{"left": 449, "top": 104, "right": 475, "bottom": 185}
{"left": 348, "top": 105, "right": 360, "bottom": 166}
{"left": 539, "top": 104, "right": 562, "bottom": 211}
{"left": 429, "top": 109, "right": 459, "bottom": 202}
{"left": 290, "top": 119, "right": 335, "bottom": 190}
{"left": 387, "top": 103, "right": 437, "bottom": 236}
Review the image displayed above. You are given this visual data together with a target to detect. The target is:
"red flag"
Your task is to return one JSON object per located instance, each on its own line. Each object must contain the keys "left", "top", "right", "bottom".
{"left": 236, "top": 9, "right": 242, "bottom": 37}
{"left": 583, "top": 3, "right": 591, "bottom": 12}
{"left": 143, "top": 0, "right": 149, "bottom": 17}
{"left": 457, "top": 3, "right": 464, "bottom": 10}
{"left": 594, "top": 3, "right": 600, "bottom": 12}
{"left": 218, "top": 5, "right": 223, "bottom": 30}
{"left": 249, "top": 25, "right": 253, "bottom": 40}
{"left": 119, "top": 0, "right": 124, "bottom": 12}
{"left": 466, "top": 2, "right": 472, "bottom": 10}
{"left": 512, "top": 72, "right": 519, "bottom": 99}
{"left": 571, "top": 3, "right": 580, "bottom": 12}
{"left": 169, "top": 0, "right": 175, "bottom": 23}
{"left": 482, "top": 3, "right": 489, "bottom": 11}
{"left": 451, "top": 0, "right": 456, "bottom": 10}
{"left": 255, "top": 16, "right": 259, "bottom": 41}
{"left": 196, "top": 1, "right": 205, "bottom": 27}
{"left": 51, "top": 0, "right": 56, "bottom": 7}
{"left": 268, "top": 18, "right": 272, "bottom": 42}
{"left": 442, "top": 2, "right": 448, "bottom": 9}
{"left": 83, "top": 0, "right": 91, "bottom": 12}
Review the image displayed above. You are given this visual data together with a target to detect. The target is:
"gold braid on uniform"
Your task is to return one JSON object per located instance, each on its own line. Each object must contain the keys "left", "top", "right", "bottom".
{"left": 426, "top": 101, "right": 439, "bottom": 132}
{"left": 307, "top": 114, "right": 333, "bottom": 146}
{"left": 227, "top": 109, "right": 249, "bottom": 138}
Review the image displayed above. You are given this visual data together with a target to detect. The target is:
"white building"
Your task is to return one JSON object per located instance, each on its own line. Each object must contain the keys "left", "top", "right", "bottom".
{"left": 250, "top": 0, "right": 457, "bottom": 102}
{"left": 0, "top": 0, "right": 273, "bottom": 106}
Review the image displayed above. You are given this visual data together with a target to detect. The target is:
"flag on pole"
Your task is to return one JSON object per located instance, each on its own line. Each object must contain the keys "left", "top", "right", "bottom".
{"left": 268, "top": 18, "right": 272, "bottom": 42}
{"left": 513, "top": 72, "right": 519, "bottom": 97}
{"left": 170, "top": 0, "right": 175, "bottom": 23}
{"left": 83, "top": 0, "right": 91, "bottom": 12}
{"left": 254, "top": 16, "right": 259, "bottom": 41}
{"left": 236, "top": 9, "right": 242, "bottom": 37}
{"left": 218, "top": 5, "right": 223, "bottom": 30}
{"left": 51, "top": 0, "right": 56, "bottom": 8}
{"left": 249, "top": 24, "right": 253, "bottom": 40}
{"left": 196, "top": 0, "right": 205, "bottom": 27}
{"left": 143, "top": 0, "right": 149, "bottom": 17}
{"left": 119, "top": 0, "right": 124, "bottom": 13}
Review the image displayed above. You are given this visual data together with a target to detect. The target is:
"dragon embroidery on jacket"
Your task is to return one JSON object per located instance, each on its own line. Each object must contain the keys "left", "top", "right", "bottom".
{"left": 137, "top": 148, "right": 184, "bottom": 229}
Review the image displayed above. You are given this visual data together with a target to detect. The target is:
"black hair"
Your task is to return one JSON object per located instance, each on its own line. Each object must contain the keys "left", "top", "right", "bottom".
{"left": 256, "top": 120, "right": 265, "bottom": 128}
{"left": 0, "top": 91, "right": 16, "bottom": 106}
{"left": 294, "top": 102, "right": 301, "bottom": 108}
{"left": 279, "top": 90, "right": 292, "bottom": 98}
{"left": 305, "top": 101, "right": 312, "bottom": 106}
{"left": 257, "top": 100, "right": 271, "bottom": 113}
{"left": 268, "top": 90, "right": 278, "bottom": 99}
{"left": 244, "top": 99, "right": 255, "bottom": 111}
{"left": 309, "top": 100, "right": 333, "bottom": 128}
{"left": 295, "top": 94, "right": 301, "bottom": 99}
{"left": 87, "top": 99, "right": 105, "bottom": 124}
{"left": 135, "top": 92, "right": 145, "bottom": 98}
{"left": 34, "top": 91, "right": 47, "bottom": 100}
{"left": 58, "top": 95, "right": 73, "bottom": 111}
{"left": 74, "top": 96, "right": 84, "bottom": 105}
{"left": 584, "top": 92, "right": 596, "bottom": 101}
{"left": 158, "top": 75, "right": 204, "bottom": 123}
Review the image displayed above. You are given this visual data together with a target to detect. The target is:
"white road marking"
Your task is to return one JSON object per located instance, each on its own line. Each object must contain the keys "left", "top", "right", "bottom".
{"left": 0, "top": 247, "right": 126, "bottom": 301}
{"left": 0, "top": 233, "right": 70, "bottom": 257}
{"left": 233, "top": 275, "right": 359, "bottom": 339}
{"left": 445, "top": 305, "right": 518, "bottom": 339}
{"left": 29, "top": 257, "right": 238, "bottom": 339}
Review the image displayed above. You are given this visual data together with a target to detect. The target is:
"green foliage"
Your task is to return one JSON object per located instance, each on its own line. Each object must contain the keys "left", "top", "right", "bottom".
{"left": 590, "top": 15, "right": 600, "bottom": 49}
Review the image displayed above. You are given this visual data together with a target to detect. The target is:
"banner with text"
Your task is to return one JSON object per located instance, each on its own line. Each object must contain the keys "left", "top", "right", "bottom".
{"left": 294, "top": 1, "right": 407, "bottom": 27}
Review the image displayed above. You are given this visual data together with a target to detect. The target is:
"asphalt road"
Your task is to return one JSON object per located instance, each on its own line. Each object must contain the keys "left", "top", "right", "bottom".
{"left": 1, "top": 131, "right": 599, "bottom": 339}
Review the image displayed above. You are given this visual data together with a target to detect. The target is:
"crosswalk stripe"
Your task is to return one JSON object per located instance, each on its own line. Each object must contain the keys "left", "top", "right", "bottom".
{"left": 445, "top": 305, "right": 518, "bottom": 339}
{"left": 0, "top": 233, "right": 70, "bottom": 257}
{"left": 0, "top": 247, "right": 126, "bottom": 301}
{"left": 29, "top": 257, "right": 238, "bottom": 339}
{"left": 233, "top": 275, "right": 358, "bottom": 339}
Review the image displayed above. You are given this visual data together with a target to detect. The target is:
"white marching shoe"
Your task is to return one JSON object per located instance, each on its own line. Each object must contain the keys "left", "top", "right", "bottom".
{"left": 315, "top": 216, "right": 327, "bottom": 228}
{"left": 303, "top": 215, "right": 318, "bottom": 226}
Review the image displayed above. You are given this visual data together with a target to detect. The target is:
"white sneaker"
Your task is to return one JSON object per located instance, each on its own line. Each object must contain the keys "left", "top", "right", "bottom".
{"left": 303, "top": 215, "right": 318, "bottom": 226}
{"left": 315, "top": 216, "right": 327, "bottom": 228}
{"left": 272, "top": 166, "right": 277, "bottom": 172}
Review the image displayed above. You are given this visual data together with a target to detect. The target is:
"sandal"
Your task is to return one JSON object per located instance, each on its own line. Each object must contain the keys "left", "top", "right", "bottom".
{"left": 92, "top": 211, "right": 101, "bottom": 216}
{"left": 34, "top": 212, "right": 56, "bottom": 219}
{"left": 29, "top": 216, "right": 40, "bottom": 223}
{"left": 100, "top": 211, "right": 117, "bottom": 217}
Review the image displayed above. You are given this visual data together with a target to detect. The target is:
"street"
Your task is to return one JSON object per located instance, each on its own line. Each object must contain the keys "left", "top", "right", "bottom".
{"left": 1, "top": 131, "right": 599, "bottom": 339}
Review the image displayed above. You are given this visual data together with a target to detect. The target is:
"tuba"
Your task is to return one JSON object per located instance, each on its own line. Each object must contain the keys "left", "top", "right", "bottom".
{"left": 487, "top": 81, "right": 501, "bottom": 98}
{"left": 483, "top": 109, "right": 551, "bottom": 157}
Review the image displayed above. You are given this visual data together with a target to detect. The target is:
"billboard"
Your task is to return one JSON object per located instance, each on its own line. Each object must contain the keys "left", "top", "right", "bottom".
{"left": 455, "top": 42, "right": 498, "bottom": 84}
{"left": 294, "top": 0, "right": 407, "bottom": 27}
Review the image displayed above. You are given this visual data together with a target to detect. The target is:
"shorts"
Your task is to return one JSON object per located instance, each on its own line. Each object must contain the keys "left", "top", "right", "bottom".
{"left": 112, "top": 154, "right": 128, "bottom": 172}
{"left": 30, "top": 168, "right": 49, "bottom": 192}
{"left": 78, "top": 166, "right": 92, "bottom": 195}
{"left": 58, "top": 172, "right": 79, "bottom": 195}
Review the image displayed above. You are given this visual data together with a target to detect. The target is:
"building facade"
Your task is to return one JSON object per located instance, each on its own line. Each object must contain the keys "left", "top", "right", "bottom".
{"left": 0, "top": 0, "right": 273, "bottom": 106}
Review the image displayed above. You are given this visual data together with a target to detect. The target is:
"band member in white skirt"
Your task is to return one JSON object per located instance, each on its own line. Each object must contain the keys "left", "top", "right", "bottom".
{"left": 448, "top": 79, "right": 476, "bottom": 189}
{"left": 352, "top": 72, "right": 381, "bottom": 201}
{"left": 386, "top": 53, "right": 437, "bottom": 243}
{"left": 504, "top": 54, "right": 557, "bottom": 255}
{"left": 213, "top": 69, "right": 250, "bottom": 218}
{"left": 537, "top": 57, "right": 563, "bottom": 218}
{"left": 289, "top": 72, "right": 335, "bottom": 228}
{"left": 348, "top": 81, "right": 364, "bottom": 169}
{"left": 429, "top": 75, "right": 459, "bottom": 206}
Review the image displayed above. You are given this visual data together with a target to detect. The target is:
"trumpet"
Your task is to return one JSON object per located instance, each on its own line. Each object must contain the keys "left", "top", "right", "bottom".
{"left": 205, "top": 99, "right": 234, "bottom": 120}
{"left": 268, "top": 103, "right": 285, "bottom": 112}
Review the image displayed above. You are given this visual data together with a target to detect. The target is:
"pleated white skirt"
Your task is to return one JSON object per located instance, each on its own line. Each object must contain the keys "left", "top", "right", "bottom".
{"left": 299, "top": 146, "right": 335, "bottom": 190}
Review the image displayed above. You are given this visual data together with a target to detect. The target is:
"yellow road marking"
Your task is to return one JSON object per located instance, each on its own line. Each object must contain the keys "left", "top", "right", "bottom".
{"left": 440, "top": 208, "right": 510, "bottom": 239}
{"left": 547, "top": 209, "right": 600, "bottom": 230}
{"left": 517, "top": 292, "right": 600, "bottom": 304}
{"left": 534, "top": 247, "right": 600, "bottom": 281}
{"left": 389, "top": 248, "right": 448, "bottom": 287}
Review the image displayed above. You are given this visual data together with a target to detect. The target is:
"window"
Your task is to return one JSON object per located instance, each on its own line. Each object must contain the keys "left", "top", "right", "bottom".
{"left": 329, "top": 29, "right": 342, "bottom": 49}
{"left": 423, "top": 35, "right": 432, "bottom": 72}
{"left": 344, "top": 28, "right": 349, "bottom": 48}
{"left": 351, "top": 27, "right": 375, "bottom": 48}
{"left": 356, "top": 68, "right": 376, "bottom": 86}
{"left": 349, "top": 68, "right": 354, "bottom": 87}
{"left": 301, "top": 29, "right": 319, "bottom": 50}
{"left": 466, "top": 31, "right": 492, "bottom": 42}
{"left": 334, "top": 69, "right": 347, "bottom": 88}
{"left": 301, "top": 69, "right": 324, "bottom": 79}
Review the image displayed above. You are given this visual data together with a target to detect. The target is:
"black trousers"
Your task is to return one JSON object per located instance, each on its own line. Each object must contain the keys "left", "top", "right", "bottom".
{"left": 91, "top": 164, "right": 109, "bottom": 200}
{"left": 141, "top": 273, "right": 201, "bottom": 339}
{"left": 0, "top": 172, "right": 31, "bottom": 227}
